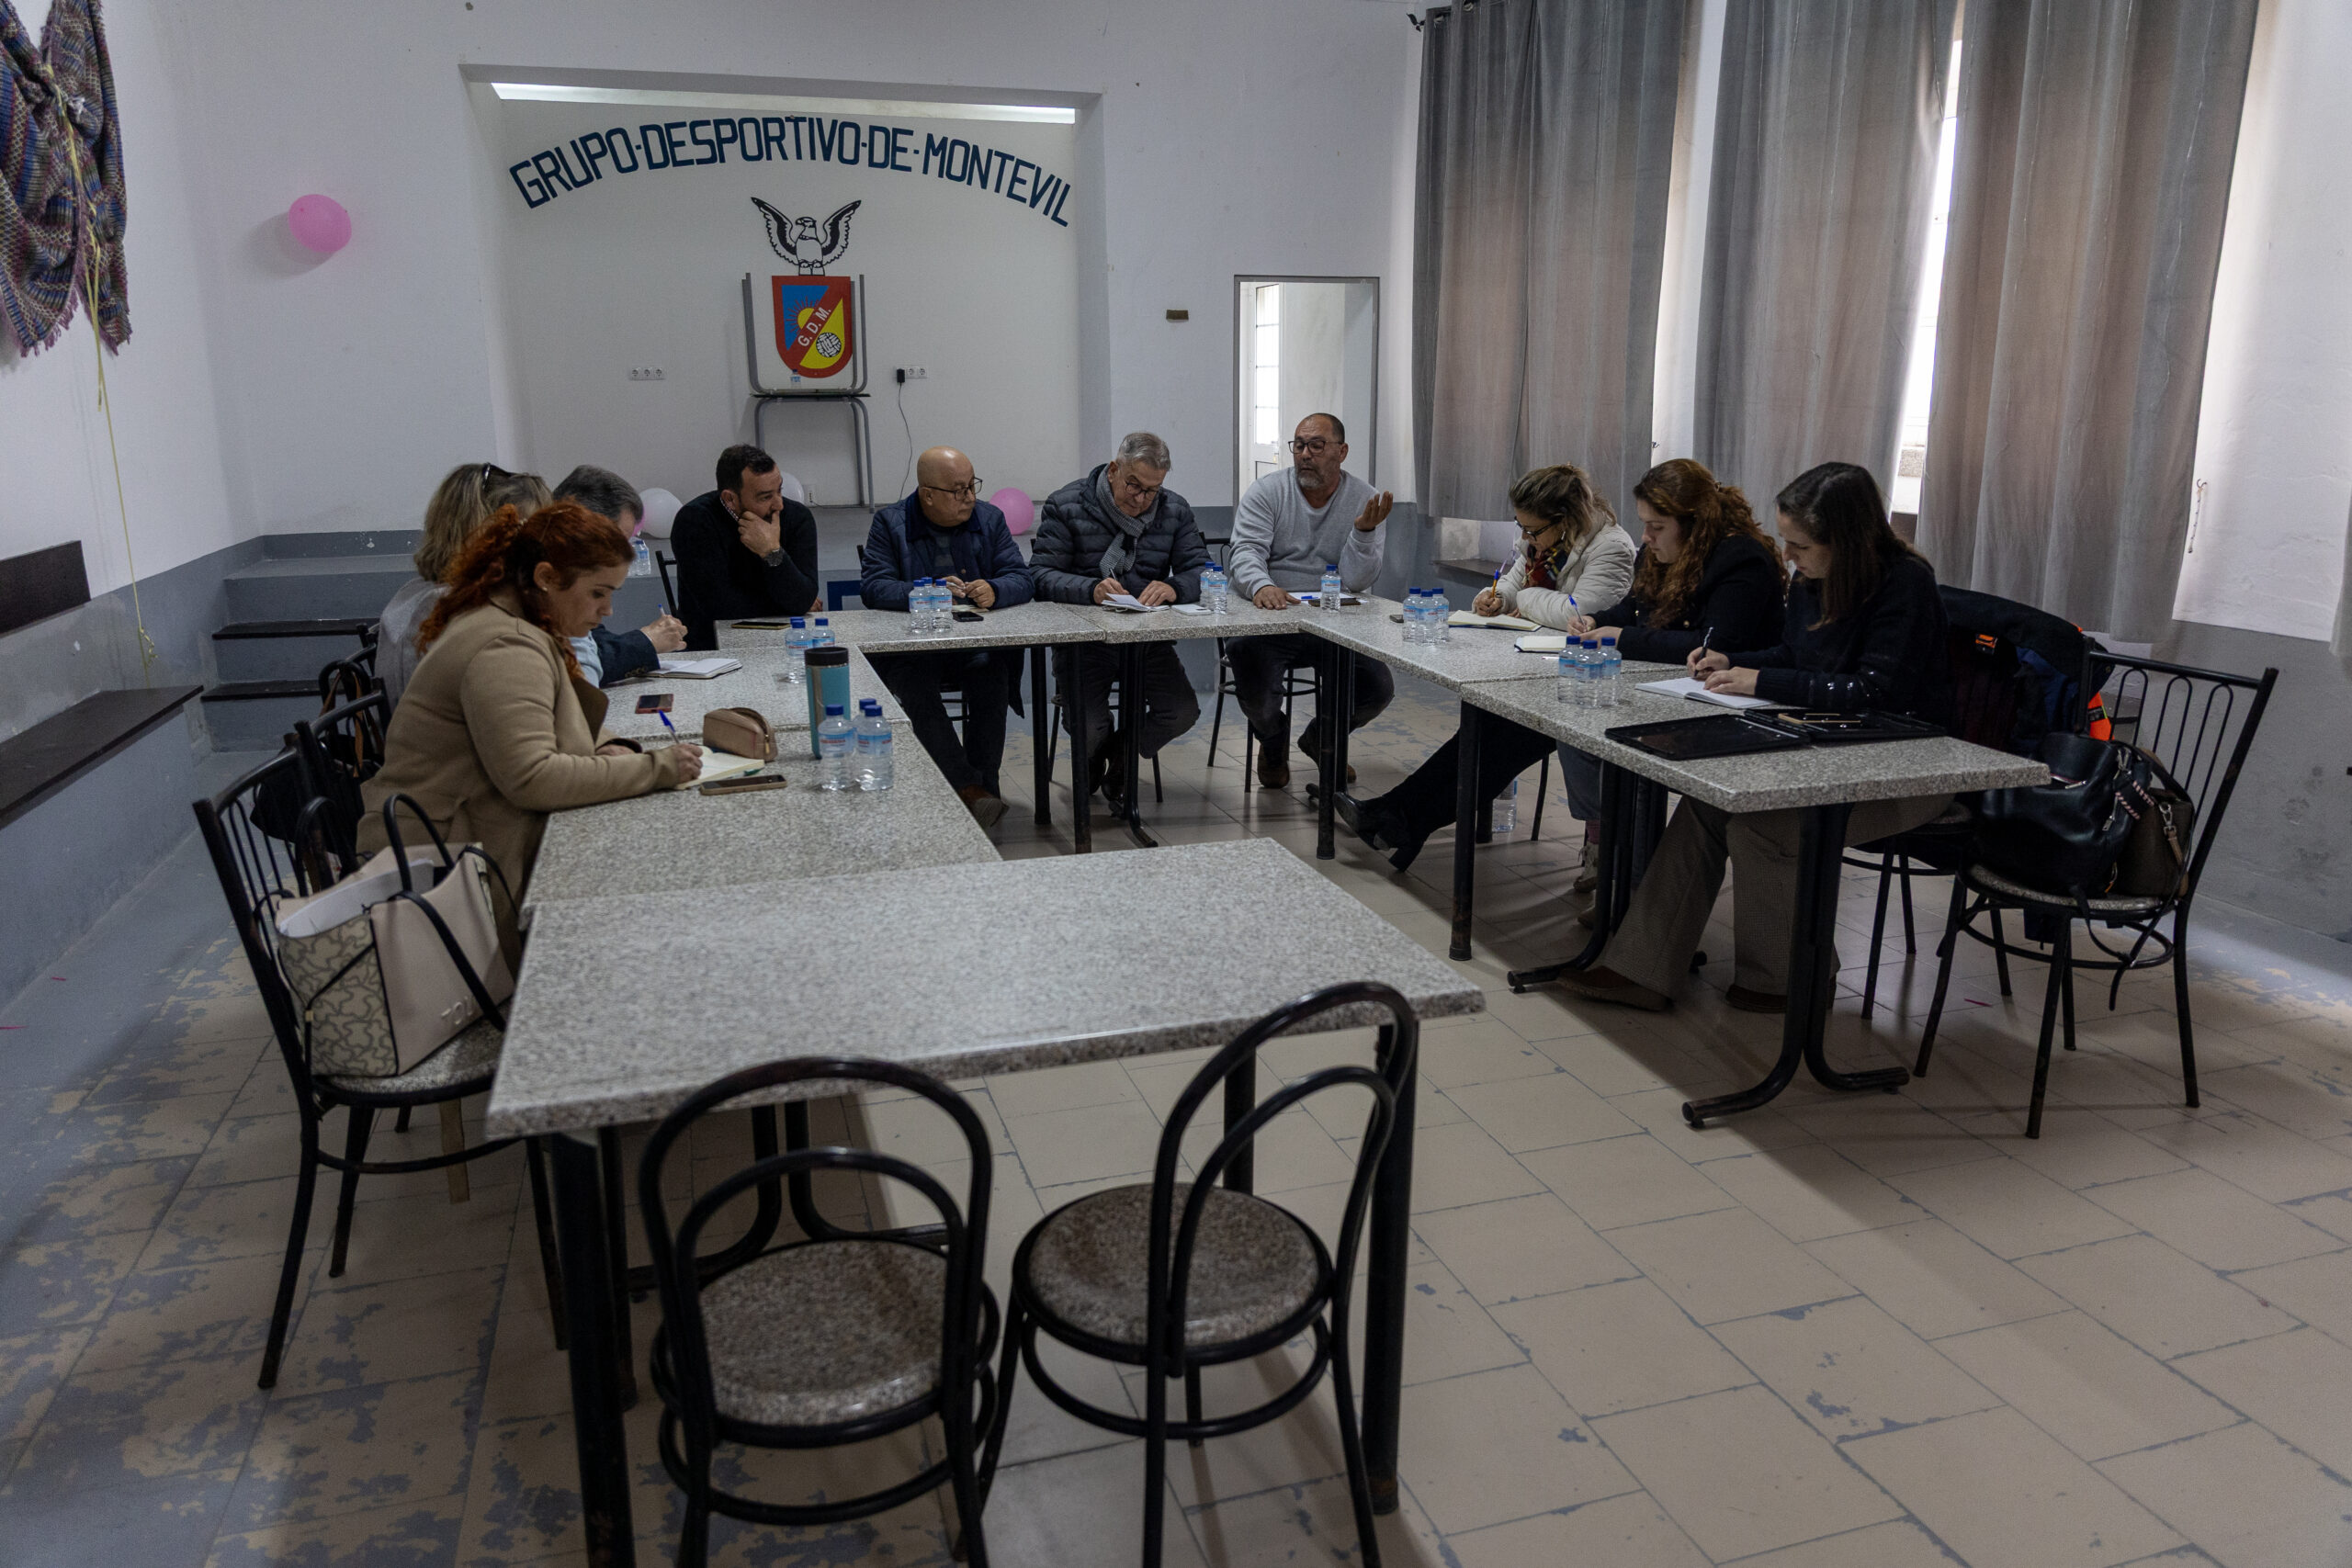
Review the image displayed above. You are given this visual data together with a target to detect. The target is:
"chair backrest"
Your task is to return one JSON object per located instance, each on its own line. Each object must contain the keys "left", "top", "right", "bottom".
{"left": 294, "top": 688, "right": 390, "bottom": 853}
{"left": 655, "top": 549, "right": 679, "bottom": 616}
{"left": 2096, "top": 652, "right": 2278, "bottom": 905}
{"left": 1939, "top": 587, "right": 2095, "bottom": 756}
{"left": 192, "top": 750, "right": 347, "bottom": 1105}
{"left": 1147, "top": 982, "right": 1418, "bottom": 1369}
{"left": 637, "top": 1057, "right": 995, "bottom": 1439}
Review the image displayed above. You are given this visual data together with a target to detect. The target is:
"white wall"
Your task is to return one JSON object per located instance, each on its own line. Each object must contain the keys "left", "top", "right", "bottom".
{"left": 125, "top": 0, "right": 1418, "bottom": 531}
{"left": 0, "top": 0, "right": 241, "bottom": 592}
{"left": 2173, "top": 0, "right": 2352, "bottom": 642}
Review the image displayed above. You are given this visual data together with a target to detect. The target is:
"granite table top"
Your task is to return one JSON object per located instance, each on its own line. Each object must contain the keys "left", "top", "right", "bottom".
{"left": 602, "top": 646, "right": 904, "bottom": 741}
{"left": 1062, "top": 598, "right": 1329, "bottom": 643}
{"left": 486, "top": 837, "right": 1485, "bottom": 1137}
{"left": 1460, "top": 677, "right": 2048, "bottom": 813}
{"left": 1303, "top": 600, "right": 1658, "bottom": 693}
{"left": 718, "top": 601, "right": 1102, "bottom": 654}
{"left": 520, "top": 729, "right": 996, "bottom": 911}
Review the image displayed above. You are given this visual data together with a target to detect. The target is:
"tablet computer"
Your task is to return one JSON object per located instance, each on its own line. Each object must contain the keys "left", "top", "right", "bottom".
{"left": 1603, "top": 715, "right": 1812, "bottom": 761}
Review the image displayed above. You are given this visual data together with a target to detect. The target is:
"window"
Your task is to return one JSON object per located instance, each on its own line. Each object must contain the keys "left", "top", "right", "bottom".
{"left": 1252, "top": 285, "right": 1282, "bottom": 463}
{"left": 1234, "top": 276, "right": 1380, "bottom": 499}
{"left": 1891, "top": 37, "right": 1964, "bottom": 517}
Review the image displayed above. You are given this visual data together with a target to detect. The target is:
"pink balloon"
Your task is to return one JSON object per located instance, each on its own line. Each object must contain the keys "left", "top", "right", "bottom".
{"left": 991, "top": 487, "right": 1035, "bottom": 536}
{"left": 288, "top": 195, "right": 351, "bottom": 254}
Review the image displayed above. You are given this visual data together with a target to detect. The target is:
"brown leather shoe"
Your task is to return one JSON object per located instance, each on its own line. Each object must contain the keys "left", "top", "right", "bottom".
{"left": 956, "top": 785, "right": 1008, "bottom": 829}
{"left": 1256, "top": 747, "right": 1291, "bottom": 791}
{"left": 1555, "top": 966, "right": 1669, "bottom": 1011}
{"left": 1725, "top": 986, "right": 1787, "bottom": 1014}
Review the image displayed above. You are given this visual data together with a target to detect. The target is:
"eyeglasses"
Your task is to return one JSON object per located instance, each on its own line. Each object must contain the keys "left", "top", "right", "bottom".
{"left": 921, "top": 479, "right": 982, "bottom": 502}
{"left": 1114, "top": 473, "right": 1164, "bottom": 502}
{"left": 481, "top": 462, "right": 512, "bottom": 485}
{"left": 1287, "top": 437, "right": 1337, "bottom": 456}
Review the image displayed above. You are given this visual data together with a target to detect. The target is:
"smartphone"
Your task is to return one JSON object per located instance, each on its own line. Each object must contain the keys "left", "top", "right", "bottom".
{"left": 699, "top": 774, "right": 788, "bottom": 795}
{"left": 635, "top": 693, "right": 673, "bottom": 714}
{"left": 951, "top": 606, "right": 985, "bottom": 623}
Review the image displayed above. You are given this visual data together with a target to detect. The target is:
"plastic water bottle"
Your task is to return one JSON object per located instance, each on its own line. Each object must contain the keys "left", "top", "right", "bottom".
{"left": 1320, "top": 562, "right": 1342, "bottom": 613}
{"left": 909, "top": 579, "right": 932, "bottom": 636}
{"left": 781, "top": 617, "right": 808, "bottom": 683}
{"left": 1493, "top": 776, "right": 1518, "bottom": 834}
{"left": 1580, "top": 638, "right": 1604, "bottom": 707}
{"left": 1430, "top": 590, "right": 1452, "bottom": 646}
{"left": 812, "top": 616, "right": 834, "bottom": 647}
{"left": 1401, "top": 588, "right": 1423, "bottom": 644}
{"left": 857, "top": 700, "right": 894, "bottom": 792}
{"left": 1202, "top": 563, "right": 1228, "bottom": 615}
{"left": 631, "top": 538, "right": 653, "bottom": 578}
{"left": 1599, "top": 635, "right": 1623, "bottom": 707}
{"left": 817, "top": 704, "right": 854, "bottom": 790}
{"left": 1557, "top": 652, "right": 1577, "bottom": 705}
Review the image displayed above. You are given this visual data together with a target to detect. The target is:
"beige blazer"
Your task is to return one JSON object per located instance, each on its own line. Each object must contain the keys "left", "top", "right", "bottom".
{"left": 359, "top": 592, "right": 684, "bottom": 919}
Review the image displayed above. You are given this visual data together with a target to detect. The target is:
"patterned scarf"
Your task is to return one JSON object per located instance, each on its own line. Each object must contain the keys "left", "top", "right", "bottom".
{"left": 1, "top": 0, "right": 128, "bottom": 355}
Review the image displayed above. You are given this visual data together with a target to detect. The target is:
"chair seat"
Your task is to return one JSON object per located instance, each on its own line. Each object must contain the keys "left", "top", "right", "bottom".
{"left": 320, "top": 1018, "right": 503, "bottom": 1096}
{"left": 700, "top": 1240, "right": 944, "bottom": 1427}
{"left": 1025, "top": 1183, "right": 1318, "bottom": 1351}
{"left": 1968, "top": 863, "right": 2165, "bottom": 916}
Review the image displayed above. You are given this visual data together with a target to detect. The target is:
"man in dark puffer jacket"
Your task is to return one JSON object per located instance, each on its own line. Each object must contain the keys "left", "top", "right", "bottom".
{"left": 1030, "top": 432, "right": 1208, "bottom": 809}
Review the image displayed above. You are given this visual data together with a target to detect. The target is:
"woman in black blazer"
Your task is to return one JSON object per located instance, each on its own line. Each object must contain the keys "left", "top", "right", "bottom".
{"left": 1553, "top": 459, "right": 1787, "bottom": 913}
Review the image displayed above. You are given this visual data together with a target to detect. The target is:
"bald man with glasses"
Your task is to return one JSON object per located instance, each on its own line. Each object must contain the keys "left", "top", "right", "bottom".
{"left": 858, "top": 446, "right": 1035, "bottom": 828}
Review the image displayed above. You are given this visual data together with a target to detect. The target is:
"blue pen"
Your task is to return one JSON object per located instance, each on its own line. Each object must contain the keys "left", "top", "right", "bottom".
{"left": 659, "top": 709, "right": 676, "bottom": 739}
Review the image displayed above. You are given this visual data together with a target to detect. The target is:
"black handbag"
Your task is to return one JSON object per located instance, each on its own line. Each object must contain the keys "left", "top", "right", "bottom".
{"left": 1972, "top": 733, "right": 2182, "bottom": 899}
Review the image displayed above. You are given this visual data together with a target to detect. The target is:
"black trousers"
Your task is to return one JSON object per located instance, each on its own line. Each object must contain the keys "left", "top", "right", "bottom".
{"left": 1056, "top": 643, "right": 1201, "bottom": 761}
{"left": 1227, "top": 631, "right": 1395, "bottom": 750}
{"left": 871, "top": 649, "right": 1011, "bottom": 796}
{"left": 1373, "top": 716, "right": 1555, "bottom": 840}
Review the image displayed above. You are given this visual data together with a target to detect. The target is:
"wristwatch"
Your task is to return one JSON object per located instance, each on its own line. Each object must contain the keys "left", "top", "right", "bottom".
{"left": 761, "top": 547, "right": 786, "bottom": 568}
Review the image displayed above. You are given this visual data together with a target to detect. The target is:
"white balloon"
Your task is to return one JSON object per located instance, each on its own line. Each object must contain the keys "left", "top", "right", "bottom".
{"left": 636, "top": 486, "right": 683, "bottom": 539}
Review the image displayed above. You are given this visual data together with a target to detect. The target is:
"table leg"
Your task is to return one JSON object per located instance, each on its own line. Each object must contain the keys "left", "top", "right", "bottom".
{"left": 596, "top": 1127, "right": 637, "bottom": 1407}
{"left": 1360, "top": 1027, "right": 1416, "bottom": 1515}
{"left": 552, "top": 1133, "right": 636, "bottom": 1568}
{"left": 1681, "top": 803, "right": 1907, "bottom": 1126}
{"left": 1222, "top": 1057, "right": 1255, "bottom": 1194}
{"left": 1121, "top": 644, "right": 1156, "bottom": 848}
{"left": 1506, "top": 761, "right": 1629, "bottom": 990}
{"left": 1069, "top": 643, "right": 1091, "bottom": 855}
{"left": 1030, "top": 646, "right": 1051, "bottom": 828}
{"left": 1450, "top": 703, "right": 1481, "bottom": 961}
{"left": 1315, "top": 642, "right": 1338, "bottom": 861}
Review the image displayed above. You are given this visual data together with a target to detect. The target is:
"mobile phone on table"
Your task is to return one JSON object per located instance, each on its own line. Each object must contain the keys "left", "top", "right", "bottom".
{"left": 951, "top": 606, "right": 985, "bottom": 623}
{"left": 635, "top": 693, "right": 673, "bottom": 714}
{"left": 700, "top": 773, "right": 788, "bottom": 795}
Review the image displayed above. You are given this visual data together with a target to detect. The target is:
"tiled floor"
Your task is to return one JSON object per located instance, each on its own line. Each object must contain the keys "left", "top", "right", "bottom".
{"left": 6, "top": 680, "right": 2352, "bottom": 1566}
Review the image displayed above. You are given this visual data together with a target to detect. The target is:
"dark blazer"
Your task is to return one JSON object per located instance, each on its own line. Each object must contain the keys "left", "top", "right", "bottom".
{"left": 1735, "top": 552, "right": 1951, "bottom": 719}
{"left": 1580, "top": 534, "right": 1784, "bottom": 665}
{"left": 590, "top": 625, "right": 659, "bottom": 685}
{"left": 858, "top": 492, "right": 1035, "bottom": 611}
{"left": 1029, "top": 466, "right": 1209, "bottom": 605}
{"left": 672, "top": 489, "right": 820, "bottom": 649}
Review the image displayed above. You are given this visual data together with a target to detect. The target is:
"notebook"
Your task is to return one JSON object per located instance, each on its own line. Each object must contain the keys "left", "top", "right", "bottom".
{"left": 657, "top": 656, "right": 742, "bottom": 679}
{"left": 677, "top": 749, "right": 766, "bottom": 787}
{"left": 1450, "top": 610, "right": 1543, "bottom": 632}
{"left": 1634, "top": 675, "right": 1781, "bottom": 712}
{"left": 1100, "top": 593, "right": 1166, "bottom": 613}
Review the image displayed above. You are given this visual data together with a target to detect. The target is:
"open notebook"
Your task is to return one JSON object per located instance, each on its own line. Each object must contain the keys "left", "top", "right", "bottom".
{"left": 674, "top": 749, "right": 767, "bottom": 787}
{"left": 1634, "top": 675, "right": 1781, "bottom": 712}
{"left": 1450, "top": 610, "right": 1543, "bottom": 632}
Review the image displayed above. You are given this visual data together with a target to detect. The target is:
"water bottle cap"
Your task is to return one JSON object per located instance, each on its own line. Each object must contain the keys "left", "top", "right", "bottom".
{"left": 816, "top": 616, "right": 830, "bottom": 625}
{"left": 790, "top": 617, "right": 807, "bottom": 626}
{"left": 824, "top": 704, "right": 845, "bottom": 716}
{"left": 1600, "top": 635, "right": 1617, "bottom": 646}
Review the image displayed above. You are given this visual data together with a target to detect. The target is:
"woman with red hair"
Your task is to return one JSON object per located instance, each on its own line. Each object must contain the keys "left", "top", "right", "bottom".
{"left": 360, "top": 502, "right": 702, "bottom": 932}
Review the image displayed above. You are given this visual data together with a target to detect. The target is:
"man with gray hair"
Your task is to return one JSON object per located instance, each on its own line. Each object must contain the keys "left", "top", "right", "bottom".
{"left": 552, "top": 463, "right": 687, "bottom": 685}
{"left": 1030, "top": 433, "right": 1208, "bottom": 811}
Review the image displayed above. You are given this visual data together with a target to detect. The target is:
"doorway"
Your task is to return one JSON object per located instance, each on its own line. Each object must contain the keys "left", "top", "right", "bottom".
{"left": 1234, "top": 276, "right": 1379, "bottom": 502}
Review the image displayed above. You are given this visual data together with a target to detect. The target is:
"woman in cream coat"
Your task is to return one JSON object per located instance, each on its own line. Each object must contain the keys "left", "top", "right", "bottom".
{"left": 360, "top": 501, "right": 702, "bottom": 939}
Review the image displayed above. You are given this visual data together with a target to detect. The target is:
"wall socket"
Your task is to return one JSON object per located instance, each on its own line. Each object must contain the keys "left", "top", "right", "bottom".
{"left": 628, "top": 366, "right": 666, "bottom": 381}
{"left": 897, "top": 366, "right": 928, "bottom": 381}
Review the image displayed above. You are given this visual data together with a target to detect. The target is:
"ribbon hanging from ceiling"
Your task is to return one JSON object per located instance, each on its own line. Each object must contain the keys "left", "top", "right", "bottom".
{"left": 1, "top": 0, "right": 128, "bottom": 355}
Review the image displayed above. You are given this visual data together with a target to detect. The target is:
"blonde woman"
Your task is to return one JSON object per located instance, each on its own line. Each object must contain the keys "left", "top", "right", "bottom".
{"left": 1336, "top": 463, "right": 1633, "bottom": 869}
{"left": 376, "top": 463, "right": 553, "bottom": 705}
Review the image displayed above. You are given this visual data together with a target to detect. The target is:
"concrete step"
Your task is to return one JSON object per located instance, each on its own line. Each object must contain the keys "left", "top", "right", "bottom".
{"left": 224, "top": 555, "right": 415, "bottom": 621}
{"left": 198, "top": 681, "right": 316, "bottom": 751}
{"left": 211, "top": 618, "right": 375, "bottom": 683}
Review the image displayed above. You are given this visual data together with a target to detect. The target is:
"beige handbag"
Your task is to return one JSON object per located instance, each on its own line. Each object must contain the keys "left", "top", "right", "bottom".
{"left": 267, "top": 797, "right": 514, "bottom": 1078}
{"left": 701, "top": 705, "right": 777, "bottom": 761}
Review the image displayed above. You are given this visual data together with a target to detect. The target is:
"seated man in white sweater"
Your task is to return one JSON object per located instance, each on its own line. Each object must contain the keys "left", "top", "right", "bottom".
{"left": 1224, "top": 412, "right": 1396, "bottom": 789}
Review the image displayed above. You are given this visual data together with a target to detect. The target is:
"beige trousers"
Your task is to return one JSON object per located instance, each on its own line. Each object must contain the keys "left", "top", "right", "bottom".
{"left": 1600, "top": 794, "right": 1951, "bottom": 998}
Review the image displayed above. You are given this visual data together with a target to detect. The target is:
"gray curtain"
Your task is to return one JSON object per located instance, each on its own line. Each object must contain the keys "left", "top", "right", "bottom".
{"left": 1918, "top": 0, "right": 2258, "bottom": 640}
{"left": 1695, "top": 0, "right": 1959, "bottom": 504}
{"left": 1413, "top": 0, "right": 1685, "bottom": 520}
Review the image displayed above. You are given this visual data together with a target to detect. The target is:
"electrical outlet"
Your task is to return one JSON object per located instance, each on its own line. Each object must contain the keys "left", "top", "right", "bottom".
{"left": 628, "top": 366, "right": 666, "bottom": 381}
{"left": 898, "top": 366, "right": 927, "bottom": 380}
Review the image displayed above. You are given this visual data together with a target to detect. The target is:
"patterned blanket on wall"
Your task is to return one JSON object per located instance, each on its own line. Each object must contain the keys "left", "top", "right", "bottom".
{"left": 1, "top": 0, "right": 128, "bottom": 355}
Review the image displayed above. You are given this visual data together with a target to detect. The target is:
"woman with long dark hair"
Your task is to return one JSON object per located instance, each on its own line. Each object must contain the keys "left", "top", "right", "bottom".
{"left": 360, "top": 502, "right": 702, "bottom": 936}
{"left": 1559, "top": 462, "right": 1952, "bottom": 1014}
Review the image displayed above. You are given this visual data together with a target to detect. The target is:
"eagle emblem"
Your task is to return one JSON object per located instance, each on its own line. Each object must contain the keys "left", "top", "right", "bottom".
{"left": 752, "top": 197, "right": 860, "bottom": 275}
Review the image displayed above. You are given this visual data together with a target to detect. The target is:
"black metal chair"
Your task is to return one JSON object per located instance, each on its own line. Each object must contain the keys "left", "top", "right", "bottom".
{"left": 655, "top": 548, "right": 680, "bottom": 616}
{"left": 980, "top": 981, "right": 1417, "bottom": 1568}
{"left": 1044, "top": 666, "right": 1166, "bottom": 805}
{"left": 1854, "top": 588, "right": 2095, "bottom": 1017}
{"left": 293, "top": 688, "right": 390, "bottom": 852}
{"left": 1202, "top": 538, "right": 1317, "bottom": 781}
{"left": 193, "top": 753, "right": 567, "bottom": 1388}
{"left": 637, "top": 1058, "right": 1000, "bottom": 1568}
{"left": 1913, "top": 653, "right": 2278, "bottom": 1136}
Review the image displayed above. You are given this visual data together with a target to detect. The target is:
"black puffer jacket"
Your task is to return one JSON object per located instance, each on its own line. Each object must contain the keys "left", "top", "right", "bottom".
{"left": 1735, "top": 552, "right": 1952, "bottom": 720}
{"left": 1029, "top": 466, "right": 1209, "bottom": 605}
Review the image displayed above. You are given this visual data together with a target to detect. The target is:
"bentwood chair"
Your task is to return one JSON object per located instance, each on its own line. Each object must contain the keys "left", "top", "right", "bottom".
{"left": 638, "top": 1058, "right": 1000, "bottom": 1568}
{"left": 193, "top": 754, "right": 567, "bottom": 1387}
{"left": 981, "top": 981, "right": 1418, "bottom": 1568}
{"left": 1913, "top": 653, "right": 2278, "bottom": 1136}
{"left": 1854, "top": 588, "right": 2096, "bottom": 1017}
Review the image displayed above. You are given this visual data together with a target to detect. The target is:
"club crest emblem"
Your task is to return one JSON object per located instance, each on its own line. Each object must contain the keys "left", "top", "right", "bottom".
{"left": 772, "top": 276, "right": 855, "bottom": 378}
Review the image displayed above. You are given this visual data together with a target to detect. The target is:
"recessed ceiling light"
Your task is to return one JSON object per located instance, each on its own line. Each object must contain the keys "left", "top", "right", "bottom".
{"left": 487, "top": 82, "right": 1077, "bottom": 125}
